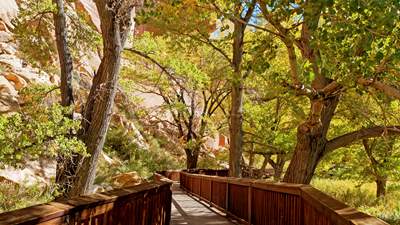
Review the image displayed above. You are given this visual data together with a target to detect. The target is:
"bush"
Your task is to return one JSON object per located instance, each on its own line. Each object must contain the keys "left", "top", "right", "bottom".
{"left": 96, "top": 127, "right": 184, "bottom": 185}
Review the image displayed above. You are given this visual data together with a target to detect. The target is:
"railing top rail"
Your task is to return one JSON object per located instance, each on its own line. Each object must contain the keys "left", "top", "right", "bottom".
{"left": 181, "top": 171, "right": 305, "bottom": 194}
{"left": 0, "top": 181, "right": 172, "bottom": 225}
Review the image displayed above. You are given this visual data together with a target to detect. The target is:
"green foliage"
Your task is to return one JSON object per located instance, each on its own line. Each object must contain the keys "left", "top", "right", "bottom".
{"left": 0, "top": 85, "right": 86, "bottom": 168}
{"left": 312, "top": 178, "right": 400, "bottom": 225}
{"left": 0, "top": 182, "right": 55, "bottom": 213}
{"left": 317, "top": 0, "right": 400, "bottom": 83}
{"left": 13, "top": 0, "right": 56, "bottom": 70}
{"left": 13, "top": 0, "right": 101, "bottom": 72}
{"left": 99, "top": 126, "right": 183, "bottom": 181}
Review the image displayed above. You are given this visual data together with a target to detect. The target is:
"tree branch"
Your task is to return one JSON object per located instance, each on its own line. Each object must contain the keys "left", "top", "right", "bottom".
{"left": 357, "top": 78, "right": 400, "bottom": 100}
{"left": 325, "top": 126, "right": 400, "bottom": 154}
{"left": 125, "top": 48, "right": 188, "bottom": 91}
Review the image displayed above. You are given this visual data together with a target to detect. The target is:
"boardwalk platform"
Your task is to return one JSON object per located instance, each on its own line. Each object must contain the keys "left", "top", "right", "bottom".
{"left": 171, "top": 184, "right": 235, "bottom": 225}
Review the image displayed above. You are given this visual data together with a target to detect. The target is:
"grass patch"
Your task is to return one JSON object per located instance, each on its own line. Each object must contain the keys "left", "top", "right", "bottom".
{"left": 0, "top": 182, "right": 54, "bottom": 213}
{"left": 312, "top": 178, "right": 400, "bottom": 225}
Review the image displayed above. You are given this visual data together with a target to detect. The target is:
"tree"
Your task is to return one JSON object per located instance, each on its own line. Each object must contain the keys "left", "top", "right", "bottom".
{"left": 52, "top": 0, "right": 76, "bottom": 195}
{"left": 123, "top": 33, "right": 230, "bottom": 169}
{"left": 69, "top": 0, "right": 139, "bottom": 195}
{"left": 317, "top": 90, "right": 400, "bottom": 197}
{"left": 254, "top": 0, "right": 400, "bottom": 184}
{"left": 228, "top": 0, "right": 256, "bottom": 177}
{"left": 15, "top": 0, "right": 140, "bottom": 196}
{"left": 140, "top": 0, "right": 257, "bottom": 177}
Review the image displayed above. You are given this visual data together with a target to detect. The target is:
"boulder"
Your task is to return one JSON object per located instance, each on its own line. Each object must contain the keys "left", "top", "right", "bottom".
{"left": 4, "top": 72, "right": 27, "bottom": 90}
{"left": 0, "top": 75, "right": 17, "bottom": 96}
{"left": 0, "top": 54, "right": 53, "bottom": 84}
{"left": 0, "top": 42, "right": 17, "bottom": 55}
{"left": 0, "top": 31, "right": 12, "bottom": 42}
{"left": 0, "top": 20, "right": 8, "bottom": 32}
{"left": 112, "top": 172, "right": 142, "bottom": 188}
{"left": 0, "top": 176, "right": 19, "bottom": 187}
{"left": 0, "top": 75, "right": 19, "bottom": 112}
{"left": 0, "top": 159, "right": 56, "bottom": 186}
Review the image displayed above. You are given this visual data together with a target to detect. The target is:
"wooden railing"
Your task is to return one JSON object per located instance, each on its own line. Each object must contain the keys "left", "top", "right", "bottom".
{"left": 180, "top": 172, "right": 388, "bottom": 225}
{"left": 156, "top": 169, "right": 228, "bottom": 182}
{"left": 0, "top": 181, "right": 172, "bottom": 225}
{"left": 184, "top": 169, "right": 229, "bottom": 177}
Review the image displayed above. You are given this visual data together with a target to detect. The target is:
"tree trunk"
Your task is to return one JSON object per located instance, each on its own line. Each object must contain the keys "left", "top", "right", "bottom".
{"left": 68, "top": 1, "right": 135, "bottom": 196}
{"left": 283, "top": 83, "right": 340, "bottom": 184}
{"left": 283, "top": 125, "right": 327, "bottom": 184}
{"left": 52, "top": 0, "right": 76, "bottom": 197}
{"left": 376, "top": 177, "right": 387, "bottom": 197}
{"left": 363, "top": 139, "right": 387, "bottom": 198}
{"left": 229, "top": 18, "right": 245, "bottom": 178}
{"left": 185, "top": 147, "right": 200, "bottom": 169}
{"left": 53, "top": 0, "right": 74, "bottom": 107}
{"left": 249, "top": 145, "right": 254, "bottom": 177}
{"left": 228, "top": 2, "right": 255, "bottom": 177}
{"left": 272, "top": 155, "right": 285, "bottom": 181}
{"left": 261, "top": 155, "right": 269, "bottom": 171}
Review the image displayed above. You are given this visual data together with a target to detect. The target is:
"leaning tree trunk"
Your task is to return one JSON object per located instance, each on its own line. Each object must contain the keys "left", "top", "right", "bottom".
{"left": 52, "top": 0, "right": 76, "bottom": 197}
{"left": 283, "top": 79, "right": 340, "bottom": 184}
{"left": 68, "top": 1, "right": 135, "bottom": 196}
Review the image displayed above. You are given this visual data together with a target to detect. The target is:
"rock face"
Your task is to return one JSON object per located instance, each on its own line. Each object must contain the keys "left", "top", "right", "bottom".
{"left": 0, "top": 0, "right": 55, "bottom": 113}
{"left": 0, "top": 0, "right": 152, "bottom": 187}
{"left": 0, "top": 159, "right": 56, "bottom": 186}
{"left": 0, "top": 0, "right": 18, "bottom": 28}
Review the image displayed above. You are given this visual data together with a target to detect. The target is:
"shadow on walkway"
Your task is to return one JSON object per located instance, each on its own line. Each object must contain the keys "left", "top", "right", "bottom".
{"left": 171, "top": 184, "right": 235, "bottom": 225}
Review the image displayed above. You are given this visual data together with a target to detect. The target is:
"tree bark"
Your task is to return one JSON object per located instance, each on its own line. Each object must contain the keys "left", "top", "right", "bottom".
{"left": 363, "top": 139, "right": 388, "bottom": 198}
{"left": 53, "top": 0, "right": 74, "bottom": 107}
{"left": 267, "top": 154, "right": 285, "bottom": 181}
{"left": 283, "top": 78, "right": 340, "bottom": 184}
{"left": 52, "top": 0, "right": 76, "bottom": 197}
{"left": 229, "top": 1, "right": 255, "bottom": 177}
{"left": 229, "top": 80, "right": 244, "bottom": 177}
{"left": 68, "top": 1, "right": 135, "bottom": 196}
{"left": 376, "top": 177, "right": 387, "bottom": 198}
{"left": 185, "top": 147, "right": 200, "bottom": 169}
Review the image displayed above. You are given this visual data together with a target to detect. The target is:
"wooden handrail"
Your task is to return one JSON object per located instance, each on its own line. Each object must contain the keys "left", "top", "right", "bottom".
{"left": 180, "top": 171, "right": 388, "bottom": 225}
{"left": 0, "top": 181, "right": 172, "bottom": 225}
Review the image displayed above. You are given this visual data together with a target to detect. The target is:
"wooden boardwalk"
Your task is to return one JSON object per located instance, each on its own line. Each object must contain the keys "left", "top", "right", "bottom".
{"left": 171, "top": 184, "right": 235, "bottom": 225}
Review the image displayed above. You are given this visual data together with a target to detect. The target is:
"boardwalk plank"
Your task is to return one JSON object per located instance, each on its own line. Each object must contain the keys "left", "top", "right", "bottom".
{"left": 171, "top": 184, "right": 234, "bottom": 225}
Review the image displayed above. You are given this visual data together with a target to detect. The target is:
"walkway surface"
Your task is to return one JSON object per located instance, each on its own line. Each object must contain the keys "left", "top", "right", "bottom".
{"left": 171, "top": 183, "right": 235, "bottom": 225}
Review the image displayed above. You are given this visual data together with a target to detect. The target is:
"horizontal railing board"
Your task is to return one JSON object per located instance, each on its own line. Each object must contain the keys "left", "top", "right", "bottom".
{"left": 0, "top": 181, "right": 172, "bottom": 225}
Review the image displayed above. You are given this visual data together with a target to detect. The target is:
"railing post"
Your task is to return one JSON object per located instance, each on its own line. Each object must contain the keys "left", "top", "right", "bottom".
{"left": 225, "top": 181, "right": 229, "bottom": 214}
{"left": 199, "top": 176, "right": 203, "bottom": 200}
{"left": 209, "top": 179, "right": 213, "bottom": 207}
{"left": 248, "top": 183, "right": 252, "bottom": 225}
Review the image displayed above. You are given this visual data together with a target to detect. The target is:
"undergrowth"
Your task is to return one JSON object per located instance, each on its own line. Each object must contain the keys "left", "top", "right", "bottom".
{"left": 312, "top": 178, "right": 400, "bottom": 225}
{"left": 0, "top": 182, "right": 54, "bottom": 213}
